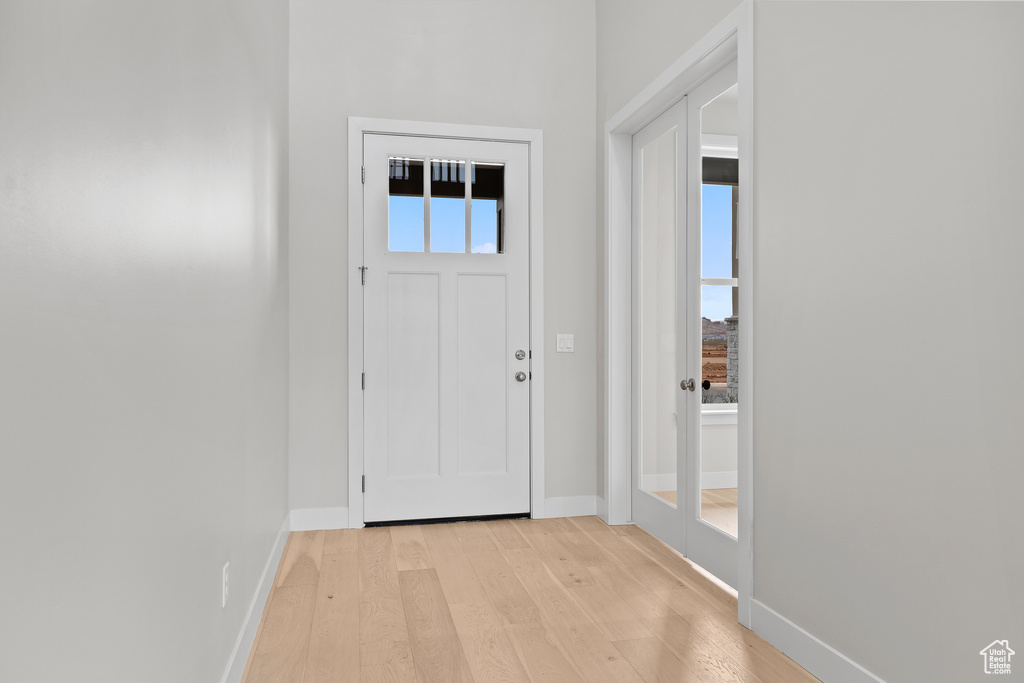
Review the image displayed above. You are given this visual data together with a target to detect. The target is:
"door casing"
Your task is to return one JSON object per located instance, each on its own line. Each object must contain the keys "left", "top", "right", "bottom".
{"left": 347, "top": 117, "right": 545, "bottom": 528}
{"left": 602, "top": 3, "right": 754, "bottom": 625}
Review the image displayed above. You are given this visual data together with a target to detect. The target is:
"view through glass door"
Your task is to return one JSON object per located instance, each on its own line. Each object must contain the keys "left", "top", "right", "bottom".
{"left": 684, "top": 62, "right": 740, "bottom": 587}
{"left": 632, "top": 62, "right": 740, "bottom": 588}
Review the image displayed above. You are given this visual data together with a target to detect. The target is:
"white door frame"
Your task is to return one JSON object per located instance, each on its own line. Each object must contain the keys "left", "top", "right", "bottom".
{"left": 601, "top": 2, "right": 754, "bottom": 625}
{"left": 347, "top": 117, "right": 545, "bottom": 528}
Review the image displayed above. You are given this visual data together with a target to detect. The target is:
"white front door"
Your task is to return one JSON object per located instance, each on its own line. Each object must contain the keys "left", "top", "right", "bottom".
{"left": 361, "top": 133, "right": 531, "bottom": 523}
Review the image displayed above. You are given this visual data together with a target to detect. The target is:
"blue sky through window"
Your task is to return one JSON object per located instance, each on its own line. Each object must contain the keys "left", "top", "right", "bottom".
{"left": 389, "top": 178, "right": 501, "bottom": 253}
{"left": 431, "top": 197, "right": 464, "bottom": 252}
{"left": 389, "top": 196, "right": 423, "bottom": 251}
{"left": 471, "top": 199, "right": 498, "bottom": 253}
{"left": 701, "top": 183, "right": 735, "bottom": 321}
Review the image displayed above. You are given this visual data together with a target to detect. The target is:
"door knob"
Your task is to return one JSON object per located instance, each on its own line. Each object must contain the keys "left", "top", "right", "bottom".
{"left": 515, "top": 349, "right": 526, "bottom": 360}
{"left": 515, "top": 371, "right": 527, "bottom": 382}
{"left": 681, "top": 378, "right": 696, "bottom": 391}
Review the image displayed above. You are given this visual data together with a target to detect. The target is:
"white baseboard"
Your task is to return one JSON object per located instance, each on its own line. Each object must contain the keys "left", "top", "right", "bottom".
{"left": 290, "top": 507, "right": 349, "bottom": 531}
{"left": 750, "top": 599, "right": 886, "bottom": 683}
{"left": 542, "top": 495, "right": 597, "bottom": 518}
{"left": 701, "top": 470, "right": 737, "bottom": 489}
{"left": 220, "top": 515, "right": 290, "bottom": 683}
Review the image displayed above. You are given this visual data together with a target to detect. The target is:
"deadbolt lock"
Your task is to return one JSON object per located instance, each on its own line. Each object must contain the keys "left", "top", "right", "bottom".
{"left": 515, "top": 349, "right": 526, "bottom": 360}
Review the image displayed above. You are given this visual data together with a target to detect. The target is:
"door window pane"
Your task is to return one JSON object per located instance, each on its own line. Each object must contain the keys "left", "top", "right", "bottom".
{"left": 471, "top": 162, "right": 504, "bottom": 253}
{"left": 430, "top": 159, "right": 466, "bottom": 253}
{"left": 639, "top": 127, "right": 678, "bottom": 506}
{"left": 701, "top": 285, "right": 737, "bottom": 404}
{"left": 701, "top": 184, "right": 735, "bottom": 278}
{"left": 389, "top": 158, "right": 425, "bottom": 252}
{"left": 698, "top": 82, "right": 739, "bottom": 539}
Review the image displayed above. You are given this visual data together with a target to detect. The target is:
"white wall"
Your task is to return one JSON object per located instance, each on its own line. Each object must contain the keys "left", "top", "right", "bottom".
{"left": 0, "top": 1, "right": 290, "bottom": 681}
{"left": 289, "top": 0, "right": 598, "bottom": 512}
{"left": 753, "top": 3, "right": 1024, "bottom": 681}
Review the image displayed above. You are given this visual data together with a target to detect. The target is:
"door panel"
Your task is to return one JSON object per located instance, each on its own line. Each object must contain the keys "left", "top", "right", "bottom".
{"left": 363, "top": 134, "right": 530, "bottom": 523}
{"left": 386, "top": 272, "right": 441, "bottom": 478}
{"left": 456, "top": 273, "right": 509, "bottom": 475}
{"left": 685, "top": 61, "right": 740, "bottom": 588}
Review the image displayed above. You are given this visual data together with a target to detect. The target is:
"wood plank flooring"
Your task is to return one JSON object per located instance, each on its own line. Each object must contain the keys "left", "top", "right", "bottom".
{"left": 241, "top": 517, "right": 817, "bottom": 683}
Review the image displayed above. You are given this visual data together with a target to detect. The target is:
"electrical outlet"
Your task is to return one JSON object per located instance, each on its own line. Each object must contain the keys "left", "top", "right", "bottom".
{"left": 222, "top": 562, "right": 229, "bottom": 608}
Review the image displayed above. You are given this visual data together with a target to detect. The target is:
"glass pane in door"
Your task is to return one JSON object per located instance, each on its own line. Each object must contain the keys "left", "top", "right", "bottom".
{"left": 430, "top": 159, "right": 466, "bottom": 252}
{"left": 699, "top": 84, "right": 739, "bottom": 537}
{"left": 639, "top": 127, "right": 678, "bottom": 506}
{"left": 389, "top": 158, "right": 425, "bottom": 252}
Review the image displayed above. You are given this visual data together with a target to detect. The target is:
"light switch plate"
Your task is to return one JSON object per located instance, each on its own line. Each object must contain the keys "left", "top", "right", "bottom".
{"left": 556, "top": 333, "right": 574, "bottom": 353}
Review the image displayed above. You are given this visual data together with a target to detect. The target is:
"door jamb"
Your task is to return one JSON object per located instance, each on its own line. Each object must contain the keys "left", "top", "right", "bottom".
{"left": 347, "top": 117, "right": 545, "bottom": 529}
{"left": 601, "top": 1, "right": 754, "bottom": 626}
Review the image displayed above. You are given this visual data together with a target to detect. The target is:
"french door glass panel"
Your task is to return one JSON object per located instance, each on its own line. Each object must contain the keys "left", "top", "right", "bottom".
{"left": 640, "top": 126, "right": 678, "bottom": 507}
{"left": 631, "top": 98, "right": 686, "bottom": 552}
{"left": 697, "top": 83, "right": 739, "bottom": 539}
{"left": 683, "top": 62, "right": 740, "bottom": 588}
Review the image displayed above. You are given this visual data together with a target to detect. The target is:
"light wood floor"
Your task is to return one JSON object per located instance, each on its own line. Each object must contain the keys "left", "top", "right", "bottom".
{"left": 241, "top": 516, "right": 817, "bottom": 683}
{"left": 653, "top": 489, "right": 738, "bottom": 538}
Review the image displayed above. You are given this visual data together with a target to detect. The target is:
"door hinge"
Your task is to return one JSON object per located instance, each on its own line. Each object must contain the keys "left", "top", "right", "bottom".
{"left": 361, "top": 372, "right": 365, "bottom": 390}
{"left": 359, "top": 266, "right": 367, "bottom": 285}
{"left": 361, "top": 166, "right": 365, "bottom": 184}
{"left": 361, "top": 475, "right": 365, "bottom": 493}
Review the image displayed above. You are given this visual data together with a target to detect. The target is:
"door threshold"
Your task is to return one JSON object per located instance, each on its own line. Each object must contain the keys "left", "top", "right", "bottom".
{"left": 364, "top": 512, "right": 530, "bottom": 528}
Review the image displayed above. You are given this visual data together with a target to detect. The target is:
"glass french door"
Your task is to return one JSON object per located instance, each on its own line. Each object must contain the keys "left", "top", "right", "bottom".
{"left": 632, "top": 61, "right": 740, "bottom": 588}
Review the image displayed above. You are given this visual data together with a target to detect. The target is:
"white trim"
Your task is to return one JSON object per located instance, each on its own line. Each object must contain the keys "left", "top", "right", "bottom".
{"left": 220, "top": 516, "right": 290, "bottom": 683}
{"left": 701, "top": 133, "right": 739, "bottom": 159}
{"left": 735, "top": 0, "right": 755, "bottom": 628}
{"left": 528, "top": 133, "right": 546, "bottom": 522}
{"left": 701, "top": 405, "right": 738, "bottom": 426}
{"left": 701, "top": 471, "right": 737, "bottom": 490}
{"left": 348, "top": 117, "right": 544, "bottom": 528}
{"left": 348, "top": 118, "right": 366, "bottom": 528}
{"left": 602, "top": 129, "right": 633, "bottom": 527}
{"left": 542, "top": 496, "right": 597, "bottom": 518}
{"left": 750, "top": 600, "right": 888, "bottom": 683}
{"left": 602, "top": 0, "right": 754, "bottom": 625}
{"left": 289, "top": 507, "right": 349, "bottom": 532}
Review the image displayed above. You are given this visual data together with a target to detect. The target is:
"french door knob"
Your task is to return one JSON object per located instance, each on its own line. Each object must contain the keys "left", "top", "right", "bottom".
{"left": 681, "top": 378, "right": 696, "bottom": 391}
{"left": 515, "top": 371, "right": 527, "bottom": 382}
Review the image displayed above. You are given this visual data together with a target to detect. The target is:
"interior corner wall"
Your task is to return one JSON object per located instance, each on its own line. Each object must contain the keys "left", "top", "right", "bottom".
{"left": 288, "top": 0, "right": 598, "bottom": 512}
{"left": 0, "top": 1, "right": 290, "bottom": 681}
{"left": 594, "top": 0, "right": 743, "bottom": 502}
{"left": 753, "top": 2, "right": 1024, "bottom": 682}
